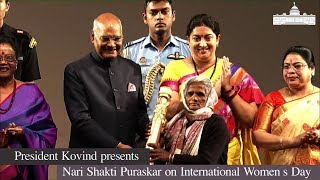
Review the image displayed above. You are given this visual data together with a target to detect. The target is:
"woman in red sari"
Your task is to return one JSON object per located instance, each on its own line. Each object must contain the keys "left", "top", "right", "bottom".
{"left": 253, "top": 46, "right": 319, "bottom": 165}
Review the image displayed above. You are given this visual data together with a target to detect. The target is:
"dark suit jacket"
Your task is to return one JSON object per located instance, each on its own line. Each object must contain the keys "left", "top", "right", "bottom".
{"left": 64, "top": 51, "right": 149, "bottom": 148}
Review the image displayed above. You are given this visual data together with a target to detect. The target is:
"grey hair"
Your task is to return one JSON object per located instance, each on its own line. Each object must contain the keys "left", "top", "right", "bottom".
{"left": 183, "top": 76, "right": 213, "bottom": 97}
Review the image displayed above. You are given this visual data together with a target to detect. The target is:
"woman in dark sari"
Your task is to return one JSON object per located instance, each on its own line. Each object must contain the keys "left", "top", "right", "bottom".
{"left": 0, "top": 36, "right": 57, "bottom": 180}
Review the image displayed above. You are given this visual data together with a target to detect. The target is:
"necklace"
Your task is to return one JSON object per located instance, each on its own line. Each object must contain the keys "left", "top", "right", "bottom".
{"left": 0, "top": 80, "right": 16, "bottom": 114}
{"left": 192, "top": 57, "right": 217, "bottom": 79}
{"left": 287, "top": 85, "right": 315, "bottom": 97}
{"left": 287, "top": 87, "right": 292, "bottom": 96}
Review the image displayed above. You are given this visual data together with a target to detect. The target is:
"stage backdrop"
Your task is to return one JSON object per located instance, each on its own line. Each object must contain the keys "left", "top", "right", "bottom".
{"left": 6, "top": 0, "right": 319, "bottom": 179}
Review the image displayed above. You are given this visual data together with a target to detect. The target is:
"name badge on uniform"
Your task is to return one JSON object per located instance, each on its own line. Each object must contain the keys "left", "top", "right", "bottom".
{"left": 138, "top": 57, "right": 150, "bottom": 66}
{"left": 167, "top": 52, "right": 186, "bottom": 60}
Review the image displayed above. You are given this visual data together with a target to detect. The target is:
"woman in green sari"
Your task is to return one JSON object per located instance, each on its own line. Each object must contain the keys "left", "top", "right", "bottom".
{"left": 253, "top": 46, "right": 319, "bottom": 165}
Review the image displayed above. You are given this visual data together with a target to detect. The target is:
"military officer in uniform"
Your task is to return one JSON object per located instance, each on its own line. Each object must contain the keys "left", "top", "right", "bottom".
{"left": 123, "top": 0, "right": 190, "bottom": 120}
{"left": 0, "top": 0, "right": 40, "bottom": 82}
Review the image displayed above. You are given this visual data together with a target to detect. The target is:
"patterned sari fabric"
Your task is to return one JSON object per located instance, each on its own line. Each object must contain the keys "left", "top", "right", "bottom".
{"left": 164, "top": 111, "right": 209, "bottom": 157}
{"left": 161, "top": 58, "right": 264, "bottom": 165}
{"left": 164, "top": 77, "right": 217, "bottom": 159}
{"left": 0, "top": 83, "right": 57, "bottom": 180}
{"left": 254, "top": 91, "right": 320, "bottom": 165}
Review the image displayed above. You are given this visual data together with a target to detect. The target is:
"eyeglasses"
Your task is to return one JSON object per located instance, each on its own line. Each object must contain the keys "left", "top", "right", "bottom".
{"left": 282, "top": 63, "right": 308, "bottom": 71}
{"left": 0, "top": 54, "right": 16, "bottom": 63}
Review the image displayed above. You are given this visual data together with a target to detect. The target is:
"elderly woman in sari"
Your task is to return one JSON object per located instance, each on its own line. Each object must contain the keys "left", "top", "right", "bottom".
{"left": 148, "top": 76, "right": 229, "bottom": 164}
{"left": 159, "top": 14, "right": 264, "bottom": 165}
{"left": 0, "top": 37, "right": 57, "bottom": 179}
{"left": 253, "top": 46, "right": 319, "bottom": 165}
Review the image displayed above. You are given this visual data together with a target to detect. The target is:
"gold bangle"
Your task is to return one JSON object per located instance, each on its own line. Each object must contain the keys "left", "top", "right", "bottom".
{"left": 169, "top": 153, "right": 175, "bottom": 163}
{"left": 168, "top": 153, "right": 172, "bottom": 162}
{"left": 170, "top": 154, "right": 175, "bottom": 163}
{"left": 280, "top": 137, "right": 284, "bottom": 149}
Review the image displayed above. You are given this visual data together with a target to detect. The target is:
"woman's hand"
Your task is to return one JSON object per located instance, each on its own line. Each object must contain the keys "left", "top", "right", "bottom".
{"left": 214, "top": 77, "right": 222, "bottom": 97}
{"left": 0, "top": 130, "right": 9, "bottom": 148}
{"left": 305, "top": 129, "right": 320, "bottom": 146}
{"left": 292, "top": 130, "right": 318, "bottom": 147}
{"left": 148, "top": 143, "right": 171, "bottom": 163}
{"left": 220, "top": 56, "right": 232, "bottom": 92}
{"left": 6, "top": 123, "right": 24, "bottom": 139}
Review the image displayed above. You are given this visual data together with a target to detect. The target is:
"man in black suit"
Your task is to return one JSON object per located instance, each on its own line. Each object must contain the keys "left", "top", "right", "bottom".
{"left": 64, "top": 13, "right": 149, "bottom": 148}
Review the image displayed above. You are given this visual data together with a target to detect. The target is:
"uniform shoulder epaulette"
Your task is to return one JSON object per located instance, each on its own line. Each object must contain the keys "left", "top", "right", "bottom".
{"left": 16, "top": 29, "right": 24, "bottom": 34}
{"left": 16, "top": 29, "right": 37, "bottom": 48}
{"left": 124, "top": 37, "right": 146, "bottom": 49}
{"left": 28, "top": 37, "right": 37, "bottom": 48}
{"left": 174, "top": 36, "right": 189, "bottom": 45}
{"left": 16, "top": 28, "right": 31, "bottom": 37}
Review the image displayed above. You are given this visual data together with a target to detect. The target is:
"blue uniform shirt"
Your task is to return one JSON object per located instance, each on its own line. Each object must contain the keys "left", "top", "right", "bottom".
{"left": 123, "top": 35, "right": 191, "bottom": 120}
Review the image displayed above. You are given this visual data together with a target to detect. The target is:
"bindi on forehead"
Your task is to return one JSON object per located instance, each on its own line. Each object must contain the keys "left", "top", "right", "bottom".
{"left": 1, "top": 50, "right": 14, "bottom": 56}
{"left": 284, "top": 54, "right": 305, "bottom": 64}
{"left": 0, "top": 46, "right": 15, "bottom": 55}
{"left": 284, "top": 59, "right": 294, "bottom": 64}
